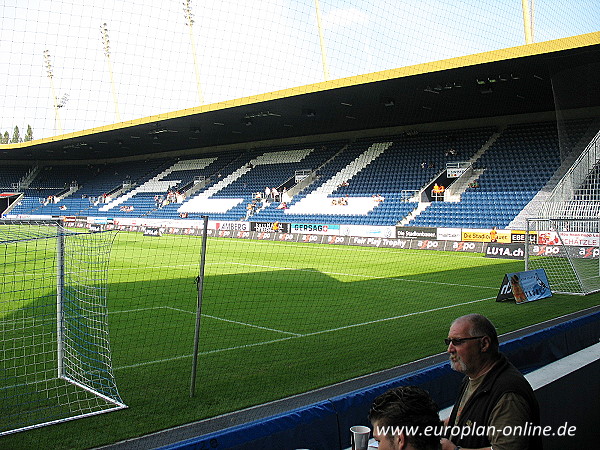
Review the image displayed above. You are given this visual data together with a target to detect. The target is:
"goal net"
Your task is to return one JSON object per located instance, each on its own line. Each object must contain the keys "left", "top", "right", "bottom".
{"left": 0, "top": 219, "right": 126, "bottom": 436}
{"left": 526, "top": 218, "right": 600, "bottom": 295}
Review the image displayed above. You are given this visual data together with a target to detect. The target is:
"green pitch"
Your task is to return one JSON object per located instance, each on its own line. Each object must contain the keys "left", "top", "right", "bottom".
{"left": 3, "top": 232, "right": 599, "bottom": 449}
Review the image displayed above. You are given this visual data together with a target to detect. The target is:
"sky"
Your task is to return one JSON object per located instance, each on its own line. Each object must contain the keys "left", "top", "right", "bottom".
{"left": 1, "top": 0, "right": 599, "bottom": 141}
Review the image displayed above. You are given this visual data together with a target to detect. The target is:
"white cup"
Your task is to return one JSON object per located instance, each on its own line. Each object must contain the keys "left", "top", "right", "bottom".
{"left": 350, "top": 425, "right": 371, "bottom": 450}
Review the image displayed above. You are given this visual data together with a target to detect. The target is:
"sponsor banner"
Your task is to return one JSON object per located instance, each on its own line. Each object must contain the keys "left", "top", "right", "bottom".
{"left": 251, "top": 222, "right": 291, "bottom": 233}
{"left": 462, "top": 228, "right": 511, "bottom": 243}
{"left": 339, "top": 225, "right": 396, "bottom": 238}
{"left": 496, "top": 269, "right": 552, "bottom": 304}
{"left": 5, "top": 214, "right": 54, "bottom": 220}
{"left": 144, "top": 227, "right": 162, "bottom": 237}
{"left": 510, "top": 230, "right": 537, "bottom": 244}
{"left": 254, "top": 231, "right": 275, "bottom": 241}
{"left": 396, "top": 226, "right": 437, "bottom": 240}
{"left": 181, "top": 227, "right": 200, "bottom": 235}
{"left": 380, "top": 238, "right": 410, "bottom": 249}
{"left": 291, "top": 223, "right": 339, "bottom": 234}
{"left": 233, "top": 230, "right": 252, "bottom": 239}
{"left": 529, "top": 244, "right": 566, "bottom": 257}
{"left": 448, "top": 241, "right": 484, "bottom": 252}
{"left": 485, "top": 243, "right": 525, "bottom": 259}
{"left": 568, "top": 246, "right": 600, "bottom": 259}
{"left": 216, "top": 229, "right": 234, "bottom": 238}
{"left": 537, "top": 231, "right": 600, "bottom": 247}
{"left": 276, "top": 232, "right": 297, "bottom": 243}
{"left": 325, "top": 235, "right": 349, "bottom": 245}
{"left": 214, "top": 221, "right": 250, "bottom": 232}
{"left": 561, "top": 232, "right": 600, "bottom": 246}
{"left": 437, "top": 228, "right": 462, "bottom": 241}
{"left": 88, "top": 217, "right": 110, "bottom": 225}
{"left": 537, "top": 231, "right": 561, "bottom": 245}
{"left": 299, "top": 233, "right": 321, "bottom": 243}
{"left": 411, "top": 239, "right": 444, "bottom": 251}
{"left": 530, "top": 244, "right": 600, "bottom": 259}
{"left": 346, "top": 236, "right": 386, "bottom": 247}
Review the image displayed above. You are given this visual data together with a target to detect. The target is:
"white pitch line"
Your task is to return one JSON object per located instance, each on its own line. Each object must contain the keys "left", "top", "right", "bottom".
{"left": 162, "top": 305, "right": 301, "bottom": 336}
{"left": 201, "top": 314, "right": 302, "bottom": 336}
{"left": 115, "top": 335, "right": 298, "bottom": 371}
{"left": 110, "top": 305, "right": 302, "bottom": 337}
{"left": 113, "top": 296, "right": 492, "bottom": 371}
{"left": 303, "top": 297, "right": 494, "bottom": 337}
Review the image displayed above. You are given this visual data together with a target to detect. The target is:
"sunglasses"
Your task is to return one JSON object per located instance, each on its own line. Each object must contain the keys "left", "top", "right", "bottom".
{"left": 444, "top": 336, "right": 484, "bottom": 346}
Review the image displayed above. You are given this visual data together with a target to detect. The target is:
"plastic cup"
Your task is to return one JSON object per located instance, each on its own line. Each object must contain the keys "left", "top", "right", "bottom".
{"left": 350, "top": 425, "right": 371, "bottom": 450}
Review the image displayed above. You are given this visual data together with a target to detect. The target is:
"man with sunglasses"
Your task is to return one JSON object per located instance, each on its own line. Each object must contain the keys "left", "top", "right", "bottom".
{"left": 440, "top": 314, "right": 542, "bottom": 450}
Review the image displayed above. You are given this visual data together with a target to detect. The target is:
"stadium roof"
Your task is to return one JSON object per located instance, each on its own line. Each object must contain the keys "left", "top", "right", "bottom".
{"left": 2, "top": 32, "right": 599, "bottom": 162}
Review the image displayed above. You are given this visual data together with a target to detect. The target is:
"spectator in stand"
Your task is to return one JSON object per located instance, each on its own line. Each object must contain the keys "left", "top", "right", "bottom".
{"left": 271, "top": 187, "right": 279, "bottom": 202}
{"left": 369, "top": 386, "right": 442, "bottom": 450}
{"left": 440, "top": 314, "right": 542, "bottom": 450}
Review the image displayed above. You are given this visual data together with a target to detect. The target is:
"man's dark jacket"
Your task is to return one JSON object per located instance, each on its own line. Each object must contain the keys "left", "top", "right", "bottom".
{"left": 447, "top": 353, "right": 543, "bottom": 449}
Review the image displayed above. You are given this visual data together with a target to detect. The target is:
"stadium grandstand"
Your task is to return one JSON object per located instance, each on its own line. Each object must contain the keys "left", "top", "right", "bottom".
{"left": 1, "top": 1, "right": 599, "bottom": 449}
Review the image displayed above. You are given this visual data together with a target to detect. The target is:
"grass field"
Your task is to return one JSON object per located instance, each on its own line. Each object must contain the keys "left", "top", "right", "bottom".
{"left": 2, "top": 230, "right": 599, "bottom": 449}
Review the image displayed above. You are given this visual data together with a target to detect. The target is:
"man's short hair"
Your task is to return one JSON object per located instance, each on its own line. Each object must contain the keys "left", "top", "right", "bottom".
{"left": 368, "top": 386, "right": 441, "bottom": 450}
{"left": 455, "top": 313, "right": 500, "bottom": 354}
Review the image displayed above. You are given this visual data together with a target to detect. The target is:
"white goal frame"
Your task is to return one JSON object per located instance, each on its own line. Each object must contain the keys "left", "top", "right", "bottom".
{"left": 525, "top": 217, "right": 600, "bottom": 295}
{"left": 0, "top": 219, "right": 126, "bottom": 436}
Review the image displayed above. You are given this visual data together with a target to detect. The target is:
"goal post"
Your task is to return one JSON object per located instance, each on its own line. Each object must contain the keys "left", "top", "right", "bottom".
{"left": 525, "top": 217, "right": 600, "bottom": 295}
{"left": 0, "top": 219, "right": 126, "bottom": 436}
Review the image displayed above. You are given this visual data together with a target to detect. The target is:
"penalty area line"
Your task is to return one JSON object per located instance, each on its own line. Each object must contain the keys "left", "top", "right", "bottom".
{"left": 110, "top": 305, "right": 300, "bottom": 337}
{"left": 113, "top": 297, "right": 492, "bottom": 371}
{"left": 163, "top": 305, "right": 301, "bottom": 337}
{"left": 304, "top": 297, "right": 494, "bottom": 338}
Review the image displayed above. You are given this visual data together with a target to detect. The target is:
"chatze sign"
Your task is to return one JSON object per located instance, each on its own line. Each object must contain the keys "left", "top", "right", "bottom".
{"left": 538, "top": 231, "right": 600, "bottom": 246}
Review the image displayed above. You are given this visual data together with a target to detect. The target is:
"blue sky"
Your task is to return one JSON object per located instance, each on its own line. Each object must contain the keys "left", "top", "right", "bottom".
{"left": 1, "top": 0, "right": 598, "bottom": 140}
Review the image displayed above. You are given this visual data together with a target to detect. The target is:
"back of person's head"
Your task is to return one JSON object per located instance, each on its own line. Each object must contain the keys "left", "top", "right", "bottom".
{"left": 456, "top": 313, "right": 500, "bottom": 355}
{"left": 369, "top": 386, "right": 442, "bottom": 450}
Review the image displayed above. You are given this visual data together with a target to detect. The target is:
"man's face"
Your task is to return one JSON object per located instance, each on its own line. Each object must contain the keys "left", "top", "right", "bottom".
{"left": 371, "top": 421, "right": 401, "bottom": 450}
{"left": 447, "top": 319, "right": 482, "bottom": 376}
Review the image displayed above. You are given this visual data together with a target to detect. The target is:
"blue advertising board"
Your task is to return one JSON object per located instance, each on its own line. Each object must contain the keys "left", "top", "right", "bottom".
{"left": 496, "top": 268, "right": 552, "bottom": 304}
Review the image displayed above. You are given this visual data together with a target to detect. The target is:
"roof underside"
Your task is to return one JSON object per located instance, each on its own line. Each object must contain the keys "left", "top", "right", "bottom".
{"left": 3, "top": 32, "right": 599, "bottom": 162}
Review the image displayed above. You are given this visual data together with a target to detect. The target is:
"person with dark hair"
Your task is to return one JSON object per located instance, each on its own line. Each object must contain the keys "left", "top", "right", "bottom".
{"left": 369, "top": 385, "right": 442, "bottom": 450}
{"left": 441, "top": 314, "right": 542, "bottom": 450}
